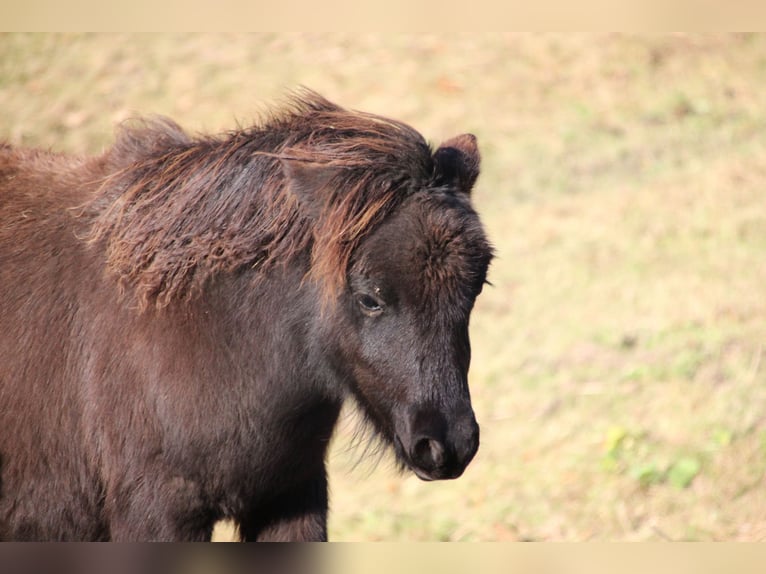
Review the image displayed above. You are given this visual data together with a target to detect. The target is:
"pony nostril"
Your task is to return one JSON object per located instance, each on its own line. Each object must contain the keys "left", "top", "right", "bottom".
{"left": 412, "top": 437, "right": 446, "bottom": 470}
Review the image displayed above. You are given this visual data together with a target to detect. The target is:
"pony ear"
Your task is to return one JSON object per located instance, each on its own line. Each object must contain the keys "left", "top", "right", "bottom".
{"left": 281, "top": 159, "right": 341, "bottom": 220}
{"left": 433, "top": 133, "right": 480, "bottom": 194}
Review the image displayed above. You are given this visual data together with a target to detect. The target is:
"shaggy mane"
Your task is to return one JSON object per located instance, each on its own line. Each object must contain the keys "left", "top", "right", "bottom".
{"left": 87, "top": 90, "right": 436, "bottom": 309}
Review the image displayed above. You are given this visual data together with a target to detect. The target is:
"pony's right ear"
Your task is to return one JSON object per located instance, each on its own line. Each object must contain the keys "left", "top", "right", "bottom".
{"left": 281, "top": 159, "right": 341, "bottom": 220}
{"left": 433, "top": 133, "right": 480, "bottom": 194}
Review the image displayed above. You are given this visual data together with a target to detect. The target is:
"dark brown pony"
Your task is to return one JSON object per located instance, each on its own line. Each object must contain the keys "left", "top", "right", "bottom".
{"left": 0, "top": 91, "right": 493, "bottom": 541}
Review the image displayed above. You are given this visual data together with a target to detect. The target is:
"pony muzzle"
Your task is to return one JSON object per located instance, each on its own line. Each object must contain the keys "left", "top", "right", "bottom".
{"left": 396, "top": 406, "right": 480, "bottom": 481}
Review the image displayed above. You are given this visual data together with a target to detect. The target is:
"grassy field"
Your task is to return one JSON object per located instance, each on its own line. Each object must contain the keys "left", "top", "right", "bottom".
{"left": 2, "top": 33, "right": 765, "bottom": 541}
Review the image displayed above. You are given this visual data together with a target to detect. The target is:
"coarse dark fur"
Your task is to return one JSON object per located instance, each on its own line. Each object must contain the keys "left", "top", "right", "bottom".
{"left": 0, "top": 91, "right": 493, "bottom": 541}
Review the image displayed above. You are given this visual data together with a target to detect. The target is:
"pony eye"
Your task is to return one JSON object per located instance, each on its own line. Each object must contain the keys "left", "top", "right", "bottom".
{"left": 357, "top": 294, "right": 383, "bottom": 315}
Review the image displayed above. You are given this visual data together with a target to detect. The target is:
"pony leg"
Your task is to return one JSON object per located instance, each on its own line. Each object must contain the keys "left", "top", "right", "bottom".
{"left": 239, "top": 473, "right": 328, "bottom": 542}
{"left": 106, "top": 474, "right": 215, "bottom": 542}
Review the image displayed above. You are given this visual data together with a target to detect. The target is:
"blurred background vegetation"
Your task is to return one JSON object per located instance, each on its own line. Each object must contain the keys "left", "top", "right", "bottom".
{"left": 2, "top": 33, "right": 765, "bottom": 541}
